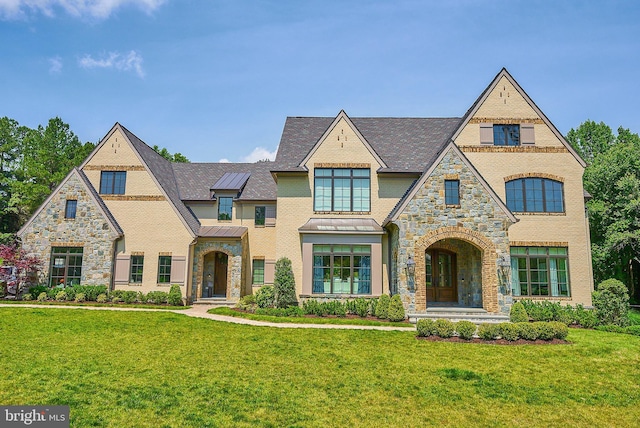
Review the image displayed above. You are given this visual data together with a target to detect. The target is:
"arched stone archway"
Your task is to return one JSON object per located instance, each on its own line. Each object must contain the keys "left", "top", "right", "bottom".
{"left": 192, "top": 239, "right": 244, "bottom": 302}
{"left": 413, "top": 226, "right": 499, "bottom": 313}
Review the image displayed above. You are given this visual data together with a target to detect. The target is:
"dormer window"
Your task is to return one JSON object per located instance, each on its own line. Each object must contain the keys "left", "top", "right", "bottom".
{"left": 314, "top": 168, "right": 370, "bottom": 212}
{"left": 218, "top": 197, "right": 233, "bottom": 220}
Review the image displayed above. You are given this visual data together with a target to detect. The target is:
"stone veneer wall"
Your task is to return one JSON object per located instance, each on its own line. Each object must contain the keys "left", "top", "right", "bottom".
{"left": 390, "top": 149, "right": 513, "bottom": 314}
{"left": 192, "top": 236, "right": 246, "bottom": 303}
{"left": 19, "top": 173, "right": 119, "bottom": 286}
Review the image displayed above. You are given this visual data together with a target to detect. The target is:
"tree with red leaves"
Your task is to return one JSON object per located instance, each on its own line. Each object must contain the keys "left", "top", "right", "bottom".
{"left": 0, "top": 244, "right": 42, "bottom": 298}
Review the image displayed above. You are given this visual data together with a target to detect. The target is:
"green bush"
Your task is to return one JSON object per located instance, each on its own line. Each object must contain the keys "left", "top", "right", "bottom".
{"left": 477, "top": 323, "right": 500, "bottom": 340}
{"left": 255, "top": 285, "right": 275, "bottom": 309}
{"left": 55, "top": 290, "right": 67, "bottom": 301}
{"left": 302, "top": 300, "right": 324, "bottom": 316}
{"left": 236, "top": 294, "right": 256, "bottom": 311}
{"left": 455, "top": 321, "right": 477, "bottom": 340}
{"left": 168, "top": 285, "right": 183, "bottom": 306}
{"left": 516, "top": 322, "right": 538, "bottom": 340}
{"left": 47, "top": 288, "right": 58, "bottom": 299}
{"left": 137, "top": 291, "right": 148, "bottom": 303}
{"left": 274, "top": 257, "right": 297, "bottom": 308}
{"left": 434, "top": 319, "right": 455, "bottom": 338}
{"left": 22, "top": 293, "right": 33, "bottom": 301}
{"left": 255, "top": 306, "right": 304, "bottom": 317}
{"left": 146, "top": 291, "right": 169, "bottom": 305}
{"left": 110, "top": 290, "right": 124, "bottom": 300}
{"left": 592, "top": 278, "right": 630, "bottom": 327}
{"left": 37, "top": 292, "right": 48, "bottom": 302}
{"left": 353, "top": 298, "right": 369, "bottom": 317}
{"left": 416, "top": 319, "right": 437, "bottom": 337}
{"left": 75, "top": 293, "right": 86, "bottom": 303}
{"left": 625, "top": 325, "right": 640, "bottom": 336}
{"left": 577, "top": 308, "right": 599, "bottom": 329}
{"left": 549, "top": 321, "right": 569, "bottom": 340}
{"left": 375, "top": 294, "right": 390, "bottom": 319}
{"left": 111, "top": 296, "right": 122, "bottom": 303}
{"left": 387, "top": 295, "right": 405, "bottom": 322}
{"left": 84, "top": 285, "right": 108, "bottom": 301}
{"left": 510, "top": 301, "right": 529, "bottom": 323}
{"left": 325, "top": 300, "right": 346, "bottom": 317}
{"left": 96, "top": 293, "right": 108, "bottom": 303}
{"left": 520, "top": 300, "right": 562, "bottom": 322}
{"left": 369, "top": 298, "right": 378, "bottom": 317}
{"left": 29, "top": 285, "right": 48, "bottom": 300}
{"left": 533, "top": 322, "right": 555, "bottom": 340}
{"left": 122, "top": 291, "right": 138, "bottom": 304}
{"left": 499, "top": 323, "right": 519, "bottom": 341}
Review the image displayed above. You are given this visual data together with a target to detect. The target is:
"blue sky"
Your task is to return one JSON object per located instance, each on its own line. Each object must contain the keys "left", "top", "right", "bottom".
{"left": 1, "top": 0, "right": 639, "bottom": 162}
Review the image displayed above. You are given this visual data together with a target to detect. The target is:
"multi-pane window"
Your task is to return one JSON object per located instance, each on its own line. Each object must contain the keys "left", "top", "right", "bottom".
{"left": 49, "top": 247, "right": 83, "bottom": 287}
{"left": 505, "top": 178, "right": 564, "bottom": 213}
{"left": 218, "top": 197, "right": 233, "bottom": 220}
{"left": 511, "top": 247, "right": 569, "bottom": 297}
{"left": 99, "top": 171, "right": 126, "bottom": 194}
{"left": 252, "top": 259, "right": 265, "bottom": 285}
{"left": 445, "top": 180, "right": 460, "bottom": 205}
{"left": 312, "top": 244, "right": 371, "bottom": 294}
{"left": 255, "top": 206, "right": 266, "bottom": 226}
{"left": 493, "top": 124, "right": 520, "bottom": 146}
{"left": 158, "top": 256, "right": 172, "bottom": 284}
{"left": 65, "top": 200, "right": 77, "bottom": 219}
{"left": 314, "top": 168, "right": 370, "bottom": 212}
{"left": 130, "top": 255, "right": 144, "bottom": 283}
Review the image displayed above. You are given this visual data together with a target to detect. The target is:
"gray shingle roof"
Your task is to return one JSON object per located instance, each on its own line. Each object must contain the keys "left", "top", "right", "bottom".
{"left": 273, "top": 116, "right": 462, "bottom": 173}
{"left": 173, "top": 162, "right": 276, "bottom": 201}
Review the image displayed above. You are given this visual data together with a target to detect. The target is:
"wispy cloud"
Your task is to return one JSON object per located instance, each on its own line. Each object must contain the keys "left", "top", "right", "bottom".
{"left": 240, "top": 147, "right": 277, "bottom": 163}
{"left": 78, "top": 50, "right": 145, "bottom": 78}
{"left": 0, "top": 0, "right": 165, "bottom": 20}
{"left": 48, "top": 56, "right": 62, "bottom": 74}
{"left": 218, "top": 158, "right": 230, "bottom": 163}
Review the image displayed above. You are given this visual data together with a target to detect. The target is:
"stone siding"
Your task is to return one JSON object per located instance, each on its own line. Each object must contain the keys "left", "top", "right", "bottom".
{"left": 191, "top": 236, "right": 247, "bottom": 303}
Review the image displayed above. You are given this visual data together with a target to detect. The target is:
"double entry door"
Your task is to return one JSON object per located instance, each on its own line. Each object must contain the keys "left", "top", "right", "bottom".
{"left": 425, "top": 250, "right": 457, "bottom": 303}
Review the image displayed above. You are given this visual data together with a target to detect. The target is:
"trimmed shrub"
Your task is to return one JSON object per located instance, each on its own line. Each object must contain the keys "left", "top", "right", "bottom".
{"left": 302, "top": 300, "right": 325, "bottom": 316}
{"left": 354, "top": 298, "right": 370, "bottom": 317}
{"left": 510, "top": 301, "right": 529, "bottom": 323}
{"left": 255, "top": 306, "right": 304, "bottom": 317}
{"left": 146, "top": 291, "right": 169, "bottom": 305}
{"left": 477, "top": 323, "right": 500, "bottom": 340}
{"left": 369, "top": 298, "right": 378, "bottom": 317}
{"left": 534, "top": 322, "right": 555, "bottom": 340}
{"left": 236, "top": 294, "right": 256, "bottom": 311}
{"left": 137, "top": 292, "right": 148, "bottom": 303}
{"left": 416, "top": 319, "right": 437, "bottom": 337}
{"left": 84, "top": 285, "right": 108, "bottom": 301}
{"left": 37, "top": 292, "right": 48, "bottom": 302}
{"left": 325, "top": 300, "right": 347, "bottom": 317}
{"left": 96, "top": 293, "right": 108, "bottom": 303}
{"left": 375, "top": 294, "right": 390, "bottom": 319}
{"left": 122, "top": 291, "right": 138, "bottom": 304}
{"left": 29, "top": 285, "right": 48, "bottom": 300}
{"left": 273, "top": 257, "right": 297, "bottom": 308}
{"left": 499, "top": 323, "right": 519, "bottom": 341}
{"left": 592, "top": 278, "right": 630, "bottom": 327}
{"left": 434, "top": 319, "right": 455, "bottom": 338}
{"left": 75, "top": 293, "right": 86, "bottom": 303}
{"left": 55, "top": 290, "right": 67, "bottom": 301}
{"left": 255, "top": 285, "right": 275, "bottom": 309}
{"left": 168, "top": 285, "right": 183, "bottom": 306}
{"left": 455, "top": 321, "right": 477, "bottom": 340}
{"left": 387, "top": 295, "right": 406, "bottom": 322}
{"left": 516, "top": 322, "right": 538, "bottom": 340}
{"left": 549, "top": 321, "right": 569, "bottom": 340}
{"left": 111, "top": 296, "right": 122, "bottom": 303}
{"left": 577, "top": 308, "right": 599, "bottom": 329}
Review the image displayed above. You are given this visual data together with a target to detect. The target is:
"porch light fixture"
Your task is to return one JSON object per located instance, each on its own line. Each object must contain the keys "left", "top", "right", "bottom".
{"left": 406, "top": 256, "right": 416, "bottom": 277}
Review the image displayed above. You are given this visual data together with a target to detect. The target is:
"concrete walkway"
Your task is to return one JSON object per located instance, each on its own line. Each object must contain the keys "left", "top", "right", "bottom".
{"left": 0, "top": 303, "right": 414, "bottom": 331}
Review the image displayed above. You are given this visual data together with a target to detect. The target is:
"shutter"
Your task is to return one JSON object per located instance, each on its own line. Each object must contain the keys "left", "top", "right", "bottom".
{"left": 521, "top": 124, "right": 535, "bottom": 145}
{"left": 480, "top": 123, "right": 494, "bottom": 144}
{"left": 264, "top": 259, "right": 276, "bottom": 284}
{"left": 265, "top": 205, "right": 276, "bottom": 227}
{"left": 170, "top": 256, "right": 186, "bottom": 284}
{"left": 114, "top": 254, "right": 130, "bottom": 285}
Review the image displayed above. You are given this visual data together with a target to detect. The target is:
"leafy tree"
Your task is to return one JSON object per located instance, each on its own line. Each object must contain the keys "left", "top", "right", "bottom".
{"left": 0, "top": 117, "right": 26, "bottom": 243}
{"left": 592, "top": 278, "right": 630, "bottom": 327}
{"left": 566, "top": 120, "right": 616, "bottom": 164}
{"left": 152, "top": 145, "right": 189, "bottom": 163}
{"left": 273, "top": 257, "right": 297, "bottom": 308}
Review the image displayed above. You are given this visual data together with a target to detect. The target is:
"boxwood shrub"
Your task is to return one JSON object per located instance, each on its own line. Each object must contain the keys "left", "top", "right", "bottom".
{"left": 416, "top": 319, "right": 437, "bottom": 337}
{"left": 549, "top": 321, "right": 569, "bottom": 340}
{"left": 534, "top": 322, "right": 555, "bottom": 340}
{"left": 477, "top": 323, "right": 500, "bottom": 340}
{"left": 455, "top": 320, "right": 477, "bottom": 340}
{"left": 434, "top": 319, "right": 455, "bottom": 338}
{"left": 509, "top": 301, "right": 529, "bottom": 323}
{"left": 375, "top": 294, "right": 390, "bottom": 319}
{"left": 499, "top": 322, "right": 519, "bottom": 341}
{"left": 516, "top": 322, "right": 538, "bottom": 340}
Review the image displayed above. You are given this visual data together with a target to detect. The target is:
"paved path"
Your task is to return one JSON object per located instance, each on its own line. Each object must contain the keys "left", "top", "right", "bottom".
{"left": 0, "top": 303, "right": 414, "bottom": 331}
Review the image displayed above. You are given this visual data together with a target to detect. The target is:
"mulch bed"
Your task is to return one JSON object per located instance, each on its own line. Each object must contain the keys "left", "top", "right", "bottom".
{"left": 416, "top": 336, "right": 571, "bottom": 345}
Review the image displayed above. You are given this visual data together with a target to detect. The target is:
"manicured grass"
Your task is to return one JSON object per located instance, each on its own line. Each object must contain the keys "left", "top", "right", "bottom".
{"left": 629, "top": 309, "right": 640, "bottom": 325}
{"left": 208, "top": 306, "right": 414, "bottom": 327}
{"left": 1, "top": 308, "right": 640, "bottom": 427}
{"left": 0, "top": 300, "right": 190, "bottom": 310}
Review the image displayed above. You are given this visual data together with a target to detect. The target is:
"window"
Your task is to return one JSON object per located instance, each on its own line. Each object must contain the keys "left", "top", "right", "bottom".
{"left": 511, "top": 247, "right": 569, "bottom": 297}
{"left": 255, "top": 206, "right": 266, "bottom": 226}
{"left": 312, "top": 245, "right": 371, "bottom": 294}
{"left": 218, "top": 197, "right": 232, "bottom": 220}
{"left": 49, "top": 247, "right": 83, "bottom": 287}
{"left": 505, "top": 178, "right": 564, "bottom": 213}
{"left": 493, "top": 124, "right": 520, "bottom": 146}
{"left": 158, "top": 256, "right": 172, "bottom": 284}
{"left": 130, "top": 255, "right": 144, "bottom": 283}
{"left": 444, "top": 180, "right": 460, "bottom": 205}
{"left": 314, "top": 168, "right": 370, "bottom": 212}
{"left": 64, "top": 200, "right": 77, "bottom": 219}
{"left": 252, "top": 259, "right": 265, "bottom": 285}
{"left": 99, "top": 171, "right": 126, "bottom": 194}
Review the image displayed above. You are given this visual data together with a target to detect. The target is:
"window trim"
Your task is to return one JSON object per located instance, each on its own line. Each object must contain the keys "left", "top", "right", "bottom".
{"left": 99, "top": 171, "right": 127, "bottom": 195}
{"left": 64, "top": 200, "right": 77, "bottom": 219}
{"left": 313, "top": 168, "right": 371, "bottom": 212}
{"left": 505, "top": 178, "right": 565, "bottom": 213}
{"left": 157, "top": 256, "right": 172, "bottom": 284}
{"left": 130, "top": 255, "right": 144, "bottom": 284}
{"left": 312, "top": 244, "right": 372, "bottom": 295}
{"left": 49, "top": 247, "right": 83, "bottom": 287}
{"left": 511, "top": 247, "right": 570, "bottom": 297}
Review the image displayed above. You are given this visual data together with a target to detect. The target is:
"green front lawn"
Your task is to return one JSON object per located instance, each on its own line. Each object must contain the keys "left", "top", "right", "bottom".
{"left": 1, "top": 308, "right": 639, "bottom": 427}
{"left": 0, "top": 300, "right": 190, "bottom": 310}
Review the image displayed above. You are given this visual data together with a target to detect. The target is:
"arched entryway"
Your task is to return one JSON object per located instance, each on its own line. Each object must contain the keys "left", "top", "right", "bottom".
{"left": 201, "top": 251, "right": 229, "bottom": 298}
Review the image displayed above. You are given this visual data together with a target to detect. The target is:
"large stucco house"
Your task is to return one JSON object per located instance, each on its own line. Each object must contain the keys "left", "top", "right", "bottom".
{"left": 18, "top": 69, "right": 594, "bottom": 314}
